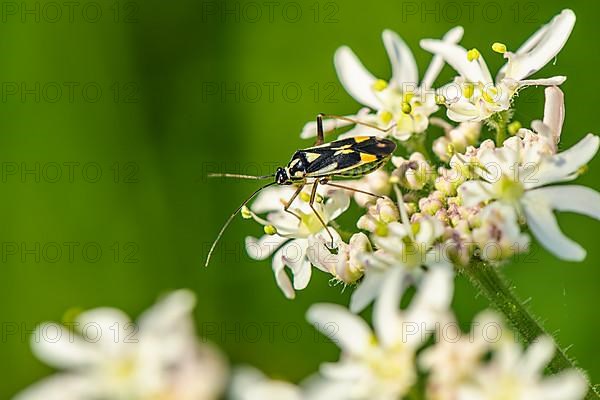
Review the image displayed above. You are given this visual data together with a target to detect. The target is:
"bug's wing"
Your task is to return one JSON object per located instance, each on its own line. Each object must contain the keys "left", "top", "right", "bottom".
{"left": 351, "top": 137, "right": 397, "bottom": 156}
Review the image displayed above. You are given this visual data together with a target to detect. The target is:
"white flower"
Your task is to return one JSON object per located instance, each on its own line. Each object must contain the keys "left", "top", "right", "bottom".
{"left": 14, "top": 290, "right": 228, "bottom": 400}
{"left": 458, "top": 130, "right": 600, "bottom": 261}
{"left": 356, "top": 196, "right": 399, "bottom": 233}
{"left": 308, "top": 232, "right": 372, "bottom": 285}
{"left": 456, "top": 84, "right": 600, "bottom": 261}
{"left": 472, "top": 202, "right": 530, "bottom": 263}
{"left": 301, "top": 27, "right": 464, "bottom": 141}
{"left": 391, "top": 152, "right": 436, "bottom": 190}
{"left": 353, "top": 201, "right": 450, "bottom": 313}
{"left": 419, "top": 311, "right": 509, "bottom": 400}
{"left": 307, "top": 267, "right": 454, "bottom": 400}
{"left": 245, "top": 185, "right": 350, "bottom": 298}
{"left": 229, "top": 367, "right": 302, "bottom": 400}
{"left": 421, "top": 9, "right": 575, "bottom": 122}
{"left": 432, "top": 119, "right": 482, "bottom": 161}
{"left": 457, "top": 337, "right": 587, "bottom": 400}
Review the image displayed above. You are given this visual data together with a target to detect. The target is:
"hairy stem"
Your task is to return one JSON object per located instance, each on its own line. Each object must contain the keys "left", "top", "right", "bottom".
{"left": 461, "top": 261, "right": 599, "bottom": 399}
{"left": 487, "top": 110, "right": 511, "bottom": 146}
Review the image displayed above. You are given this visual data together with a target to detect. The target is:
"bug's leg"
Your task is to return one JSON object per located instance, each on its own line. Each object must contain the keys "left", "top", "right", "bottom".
{"left": 315, "top": 114, "right": 325, "bottom": 146}
{"left": 283, "top": 183, "right": 304, "bottom": 221}
{"left": 319, "top": 113, "right": 396, "bottom": 134}
{"left": 308, "top": 180, "right": 335, "bottom": 248}
{"left": 322, "top": 181, "right": 384, "bottom": 199}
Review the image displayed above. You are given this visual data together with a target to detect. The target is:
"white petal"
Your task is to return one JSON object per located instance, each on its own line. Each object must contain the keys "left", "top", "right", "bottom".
{"left": 137, "top": 289, "right": 195, "bottom": 334}
{"left": 373, "top": 267, "right": 405, "bottom": 347}
{"left": 518, "top": 76, "right": 567, "bottom": 87}
{"left": 334, "top": 46, "right": 380, "bottom": 109}
{"left": 458, "top": 181, "right": 495, "bottom": 207}
{"left": 528, "top": 185, "right": 600, "bottom": 221}
{"left": 272, "top": 245, "right": 295, "bottom": 299}
{"left": 421, "top": 26, "right": 464, "bottom": 89}
{"left": 349, "top": 269, "right": 385, "bottom": 313}
{"left": 406, "top": 267, "right": 454, "bottom": 336}
{"left": 537, "top": 370, "right": 588, "bottom": 400}
{"left": 419, "top": 40, "right": 491, "bottom": 83}
{"left": 324, "top": 191, "right": 351, "bottom": 221}
{"left": 542, "top": 86, "right": 565, "bottom": 145}
{"left": 447, "top": 105, "right": 481, "bottom": 122}
{"left": 382, "top": 30, "right": 418, "bottom": 87}
{"left": 30, "top": 323, "right": 101, "bottom": 369}
{"left": 251, "top": 186, "right": 295, "bottom": 214}
{"left": 501, "top": 9, "right": 576, "bottom": 81}
{"left": 519, "top": 336, "right": 554, "bottom": 376}
{"left": 535, "top": 134, "right": 600, "bottom": 187}
{"left": 523, "top": 194, "right": 586, "bottom": 261}
{"left": 306, "top": 304, "right": 372, "bottom": 355}
{"left": 75, "top": 308, "right": 132, "bottom": 356}
{"left": 245, "top": 235, "right": 287, "bottom": 260}
{"left": 13, "top": 374, "right": 97, "bottom": 400}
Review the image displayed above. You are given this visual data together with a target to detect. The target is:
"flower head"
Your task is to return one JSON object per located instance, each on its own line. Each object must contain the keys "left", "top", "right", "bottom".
{"left": 421, "top": 10, "right": 576, "bottom": 122}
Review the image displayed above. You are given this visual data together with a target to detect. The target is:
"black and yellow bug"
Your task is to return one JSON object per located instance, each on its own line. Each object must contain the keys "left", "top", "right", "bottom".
{"left": 205, "top": 114, "right": 396, "bottom": 266}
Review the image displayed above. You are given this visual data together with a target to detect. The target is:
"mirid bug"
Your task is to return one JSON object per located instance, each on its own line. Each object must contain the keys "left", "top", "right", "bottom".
{"left": 205, "top": 114, "right": 396, "bottom": 266}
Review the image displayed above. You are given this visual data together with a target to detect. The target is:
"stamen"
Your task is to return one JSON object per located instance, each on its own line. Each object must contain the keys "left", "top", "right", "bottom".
{"left": 300, "top": 192, "right": 311, "bottom": 202}
{"left": 264, "top": 225, "right": 278, "bottom": 235}
{"left": 462, "top": 83, "right": 474, "bottom": 99}
{"left": 401, "top": 102, "right": 412, "bottom": 114}
{"left": 372, "top": 79, "right": 388, "bottom": 92}
{"left": 508, "top": 121, "right": 522, "bottom": 135}
{"left": 466, "top": 48, "right": 480, "bottom": 62}
{"left": 380, "top": 110, "right": 393, "bottom": 125}
{"left": 492, "top": 42, "right": 507, "bottom": 54}
{"left": 241, "top": 205, "right": 252, "bottom": 219}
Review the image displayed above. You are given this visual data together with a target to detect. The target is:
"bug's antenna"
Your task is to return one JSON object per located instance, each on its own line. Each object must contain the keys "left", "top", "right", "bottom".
{"left": 205, "top": 181, "right": 277, "bottom": 267}
{"left": 208, "top": 173, "right": 274, "bottom": 180}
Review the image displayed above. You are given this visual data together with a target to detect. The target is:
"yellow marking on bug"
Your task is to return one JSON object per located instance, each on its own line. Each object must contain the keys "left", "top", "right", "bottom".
{"left": 305, "top": 152, "right": 321, "bottom": 162}
{"left": 332, "top": 144, "right": 352, "bottom": 151}
{"left": 334, "top": 149, "right": 355, "bottom": 156}
{"left": 360, "top": 153, "right": 377, "bottom": 163}
{"left": 353, "top": 136, "right": 370, "bottom": 143}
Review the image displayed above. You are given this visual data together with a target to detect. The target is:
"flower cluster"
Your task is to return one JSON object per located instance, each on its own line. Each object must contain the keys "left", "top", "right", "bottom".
{"left": 243, "top": 8, "right": 600, "bottom": 304}
{"left": 16, "top": 282, "right": 587, "bottom": 400}
{"left": 15, "top": 8, "right": 597, "bottom": 400}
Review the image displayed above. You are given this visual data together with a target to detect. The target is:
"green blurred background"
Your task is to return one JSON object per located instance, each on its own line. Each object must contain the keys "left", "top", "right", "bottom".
{"left": 0, "top": 0, "right": 598, "bottom": 397}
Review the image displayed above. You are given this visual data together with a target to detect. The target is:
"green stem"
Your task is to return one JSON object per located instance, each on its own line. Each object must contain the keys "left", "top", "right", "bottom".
{"left": 495, "top": 123, "right": 507, "bottom": 146}
{"left": 488, "top": 110, "right": 511, "bottom": 146}
{"left": 461, "top": 261, "right": 599, "bottom": 399}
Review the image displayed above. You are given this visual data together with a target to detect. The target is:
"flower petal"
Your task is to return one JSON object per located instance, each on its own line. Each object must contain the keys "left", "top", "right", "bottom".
{"left": 527, "top": 185, "right": 600, "bottom": 221}
{"left": 523, "top": 193, "right": 586, "bottom": 261}
{"left": 272, "top": 245, "right": 296, "bottom": 299}
{"left": 245, "top": 235, "right": 287, "bottom": 260}
{"left": 30, "top": 323, "right": 101, "bottom": 369}
{"left": 542, "top": 86, "right": 565, "bottom": 145}
{"left": 500, "top": 9, "right": 576, "bottom": 81}
{"left": 75, "top": 308, "right": 132, "bottom": 357}
{"left": 334, "top": 46, "right": 380, "bottom": 109}
{"left": 13, "top": 374, "right": 98, "bottom": 400}
{"left": 382, "top": 30, "right": 418, "bottom": 88}
{"left": 534, "top": 134, "right": 600, "bottom": 188}
{"left": 419, "top": 40, "right": 492, "bottom": 84}
{"left": 518, "top": 76, "right": 567, "bottom": 87}
{"left": 373, "top": 267, "right": 405, "bottom": 347}
{"left": 306, "top": 304, "right": 372, "bottom": 355}
{"left": 458, "top": 181, "right": 495, "bottom": 207}
{"left": 349, "top": 269, "right": 386, "bottom": 313}
{"left": 518, "top": 336, "right": 554, "bottom": 376}
{"left": 421, "top": 27, "right": 464, "bottom": 89}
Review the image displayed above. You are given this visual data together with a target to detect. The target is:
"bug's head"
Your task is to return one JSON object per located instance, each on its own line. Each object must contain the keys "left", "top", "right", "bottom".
{"left": 275, "top": 167, "right": 291, "bottom": 185}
